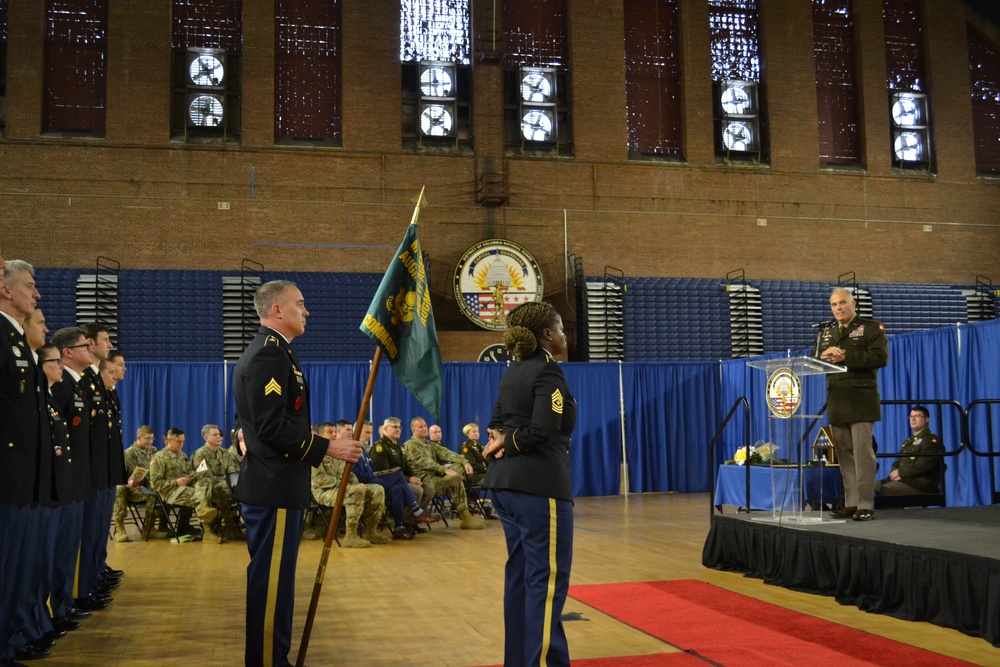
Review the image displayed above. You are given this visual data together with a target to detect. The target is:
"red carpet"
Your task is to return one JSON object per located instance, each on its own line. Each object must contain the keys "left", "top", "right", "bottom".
{"left": 556, "top": 654, "right": 702, "bottom": 666}
{"left": 569, "top": 580, "right": 975, "bottom": 667}
{"left": 481, "top": 653, "right": 702, "bottom": 667}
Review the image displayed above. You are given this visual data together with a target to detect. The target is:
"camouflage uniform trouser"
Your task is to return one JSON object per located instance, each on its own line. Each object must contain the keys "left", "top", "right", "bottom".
{"left": 203, "top": 477, "right": 232, "bottom": 513}
{"left": 420, "top": 472, "right": 468, "bottom": 514}
{"left": 316, "top": 483, "right": 386, "bottom": 529}
{"left": 160, "top": 477, "right": 214, "bottom": 507}
{"left": 113, "top": 486, "right": 156, "bottom": 523}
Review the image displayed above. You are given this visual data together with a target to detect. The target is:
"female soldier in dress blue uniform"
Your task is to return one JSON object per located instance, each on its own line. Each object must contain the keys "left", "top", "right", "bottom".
{"left": 484, "top": 301, "right": 576, "bottom": 667}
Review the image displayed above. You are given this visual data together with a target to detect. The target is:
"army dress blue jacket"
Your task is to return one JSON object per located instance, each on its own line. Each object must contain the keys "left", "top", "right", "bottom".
{"left": 486, "top": 347, "right": 576, "bottom": 501}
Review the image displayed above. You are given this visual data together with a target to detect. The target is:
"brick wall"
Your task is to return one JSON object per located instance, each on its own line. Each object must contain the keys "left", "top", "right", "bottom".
{"left": 2, "top": 0, "right": 999, "bottom": 361}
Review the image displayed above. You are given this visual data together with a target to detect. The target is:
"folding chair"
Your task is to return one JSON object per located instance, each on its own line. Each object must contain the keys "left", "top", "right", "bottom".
{"left": 148, "top": 487, "right": 198, "bottom": 543}
{"left": 223, "top": 470, "right": 246, "bottom": 543}
{"left": 310, "top": 493, "right": 341, "bottom": 547}
{"left": 464, "top": 479, "right": 490, "bottom": 518}
{"left": 430, "top": 493, "right": 453, "bottom": 527}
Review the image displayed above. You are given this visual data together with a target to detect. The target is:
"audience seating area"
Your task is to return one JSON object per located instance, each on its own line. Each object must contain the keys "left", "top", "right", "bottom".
{"left": 33, "top": 268, "right": 995, "bottom": 362}
{"left": 623, "top": 277, "right": 990, "bottom": 361}
{"left": 35, "top": 268, "right": 383, "bottom": 361}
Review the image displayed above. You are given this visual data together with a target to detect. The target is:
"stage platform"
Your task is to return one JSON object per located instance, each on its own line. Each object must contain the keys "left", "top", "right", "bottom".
{"left": 702, "top": 506, "right": 1000, "bottom": 648}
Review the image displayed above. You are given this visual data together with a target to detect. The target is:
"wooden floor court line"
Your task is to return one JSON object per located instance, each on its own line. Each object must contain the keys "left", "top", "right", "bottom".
{"left": 45, "top": 494, "right": 997, "bottom": 666}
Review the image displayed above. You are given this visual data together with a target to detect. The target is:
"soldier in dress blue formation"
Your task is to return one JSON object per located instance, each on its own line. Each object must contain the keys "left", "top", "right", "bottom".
{"left": 0, "top": 259, "right": 53, "bottom": 666}
{"left": 484, "top": 301, "right": 576, "bottom": 667}
{"left": 48, "top": 327, "right": 98, "bottom": 633}
{"left": 232, "top": 280, "right": 362, "bottom": 667}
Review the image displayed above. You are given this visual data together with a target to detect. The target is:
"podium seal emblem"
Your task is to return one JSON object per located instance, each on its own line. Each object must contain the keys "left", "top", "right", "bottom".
{"left": 766, "top": 367, "right": 801, "bottom": 418}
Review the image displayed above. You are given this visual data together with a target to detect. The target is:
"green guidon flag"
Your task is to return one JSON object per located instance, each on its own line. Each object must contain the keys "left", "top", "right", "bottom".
{"left": 360, "top": 187, "right": 443, "bottom": 419}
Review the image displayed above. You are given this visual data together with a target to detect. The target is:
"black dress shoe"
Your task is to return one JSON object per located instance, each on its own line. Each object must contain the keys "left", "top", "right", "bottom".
{"left": 65, "top": 607, "right": 92, "bottom": 620}
{"left": 52, "top": 617, "right": 81, "bottom": 631}
{"left": 93, "top": 592, "right": 113, "bottom": 603}
{"left": 15, "top": 644, "right": 51, "bottom": 660}
{"left": 44, "top": 629, "right": 67, "bottom": 641}
{"left": 29, "top": 637, "right": 55, "bottom": 650}
{"left": 103, "top": 566, "right": 125, "bottom": 578}
{"left": 96, "top": 580, "right": 119, "bottom": 593}
{"left": 8, "top": 660, "right": 30, "bottom": 666}
{"left": 852, "top": 509, "right": 875, "bottom": 521}
{"left": 74, "top": 596, "right": 109, "bottom": 612}
{"left": 829, "top": 506, "right": 857, "bottom": 519}
{"left": 101, "top": 575, "right": 121, "bottom": 587}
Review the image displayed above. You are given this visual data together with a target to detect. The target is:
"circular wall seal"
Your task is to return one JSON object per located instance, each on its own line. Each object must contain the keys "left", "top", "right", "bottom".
{"left": 454, "top": 238, "right": 543, "bottom": 331}
{"left": 478, "top": 343, "right": 513, "bottom": 363}
{"left": 766, "top": 367, "right": 802, "bottom": 419}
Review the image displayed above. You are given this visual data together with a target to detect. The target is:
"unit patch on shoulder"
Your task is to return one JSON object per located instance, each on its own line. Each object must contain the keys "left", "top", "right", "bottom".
{"left": 551, "top": 388, "right": 564, "bottom": 414}
{"left": 264, "top": 378, "right": 282, "bottom": 396}
{"left": 376, "top": 444, "right": 383, "bottom": 453}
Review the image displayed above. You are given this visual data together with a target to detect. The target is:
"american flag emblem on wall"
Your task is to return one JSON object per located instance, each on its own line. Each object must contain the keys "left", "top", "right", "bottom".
{"left": 462, "top": 293, "right": 533, "bottom": 322}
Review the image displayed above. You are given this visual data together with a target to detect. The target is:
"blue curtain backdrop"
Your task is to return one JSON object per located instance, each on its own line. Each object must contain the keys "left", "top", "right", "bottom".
{"left": 960, "top": 320, "right": 1000, "bottom": 505}
{"left": 877, "top": 326, "right": 966, "bottom": 503}
{"left": 622, "top": 362, "right": 723, "bottom": 493}
{"left": 118, "top": 362, "right": 230, "bottom": 456}
{"left": 115, "top": 321, "right": 1000, "bottom": 503}
{"left": 562, "top": 363, "right": 624, "bottom": 496}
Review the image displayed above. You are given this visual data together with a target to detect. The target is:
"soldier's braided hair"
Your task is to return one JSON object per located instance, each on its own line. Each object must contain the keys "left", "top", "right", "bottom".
{"left": 502, "top": 301, "right": 557, "bottom": 360}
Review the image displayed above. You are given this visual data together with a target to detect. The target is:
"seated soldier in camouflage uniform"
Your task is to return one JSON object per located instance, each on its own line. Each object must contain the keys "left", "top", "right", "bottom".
{"left": 112, "top": 425, "right": 168, "bottom": 541}
{"left": 191, "top": 423, "right": 242, "bottom": 540}
{"left": 149, "top": 427, "right": 222, "bottom": 543}
{"left": 311, "top": 426, "right": 390, "bottom": 548}
{"left": 405, "top": 417, "right": 484, "bottom": 530}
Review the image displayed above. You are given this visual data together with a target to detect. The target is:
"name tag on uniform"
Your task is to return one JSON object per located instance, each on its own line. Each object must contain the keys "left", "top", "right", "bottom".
{"left": 15, "top": 360, "right": 28, "bottom": 368}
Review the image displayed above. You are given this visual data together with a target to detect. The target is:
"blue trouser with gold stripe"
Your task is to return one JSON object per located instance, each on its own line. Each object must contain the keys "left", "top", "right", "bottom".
{"left": 243, "top": 503, "right": 304, "bottom": 667}
{"left": 50, "top": 500, "right": 83, "bottom": 619}
{"left": 490, "top": 489, "right": 573, "bottom": 667}
{"left": 0, "top": 503, "right": 31, "bottom": 664}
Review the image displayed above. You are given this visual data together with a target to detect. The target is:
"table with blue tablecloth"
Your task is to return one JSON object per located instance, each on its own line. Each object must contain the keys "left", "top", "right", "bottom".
{"left": 713, "top": 464, "right": 843, "bottom": 511}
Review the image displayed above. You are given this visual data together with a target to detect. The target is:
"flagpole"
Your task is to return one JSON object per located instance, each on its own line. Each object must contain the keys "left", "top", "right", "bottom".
{"left": 296, "top": 346, "right": 383, "bottom": 667}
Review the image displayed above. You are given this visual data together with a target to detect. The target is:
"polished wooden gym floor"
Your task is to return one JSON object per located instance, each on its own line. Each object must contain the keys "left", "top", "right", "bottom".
{"left": 51, "top": 494, "right": 997, "bottom": 666}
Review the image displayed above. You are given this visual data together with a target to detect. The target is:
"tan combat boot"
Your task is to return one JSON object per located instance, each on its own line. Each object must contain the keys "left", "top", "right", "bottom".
{"left": 459, "top": 510, "right": 485, "bottom": 530}
{"left": 113, "top": 520, "right": 130, "bottom": 542}
{"left": 202, "top": 524, "right": 223, "bottom": 544}
{"left": 341, "top": 518, "right": 370, "bottom": 548}
{"left": 196, "top": 500, "right": 219, "bottom": 525}
{"left": 222, "top": 511, "right": 246, "bottom": 540}
{"left": 362, "top": 523, "right": 391, "bottom": 545}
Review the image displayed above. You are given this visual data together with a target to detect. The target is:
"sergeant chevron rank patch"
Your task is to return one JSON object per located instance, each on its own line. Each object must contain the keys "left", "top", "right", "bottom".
{"left": 264, "top": 379, "right": 282, "bottom": 396}
{"left": 551, "top": 388, "right": 564, "bottom": 414}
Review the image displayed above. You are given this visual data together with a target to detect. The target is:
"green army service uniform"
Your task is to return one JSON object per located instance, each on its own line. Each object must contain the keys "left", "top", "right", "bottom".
{"left": 311, "top": 456, "right": 387, "bottom": 545}
{"left": 404, "top": 436, "right": 471, "bottom": 514}
{"left": 112, "top": 442, "right": 157, "bottom": 529}
{"left": 460, "top": 439, "right": 487, "bottom": 486}
{"left": 876, "top": 428, "right": 944, "bottom": 495}
{"left": 819, "top": 316, "right": 889, "bottom": 512}
{"left": 371, "top": 435, "right": 434, "bottom": 509}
